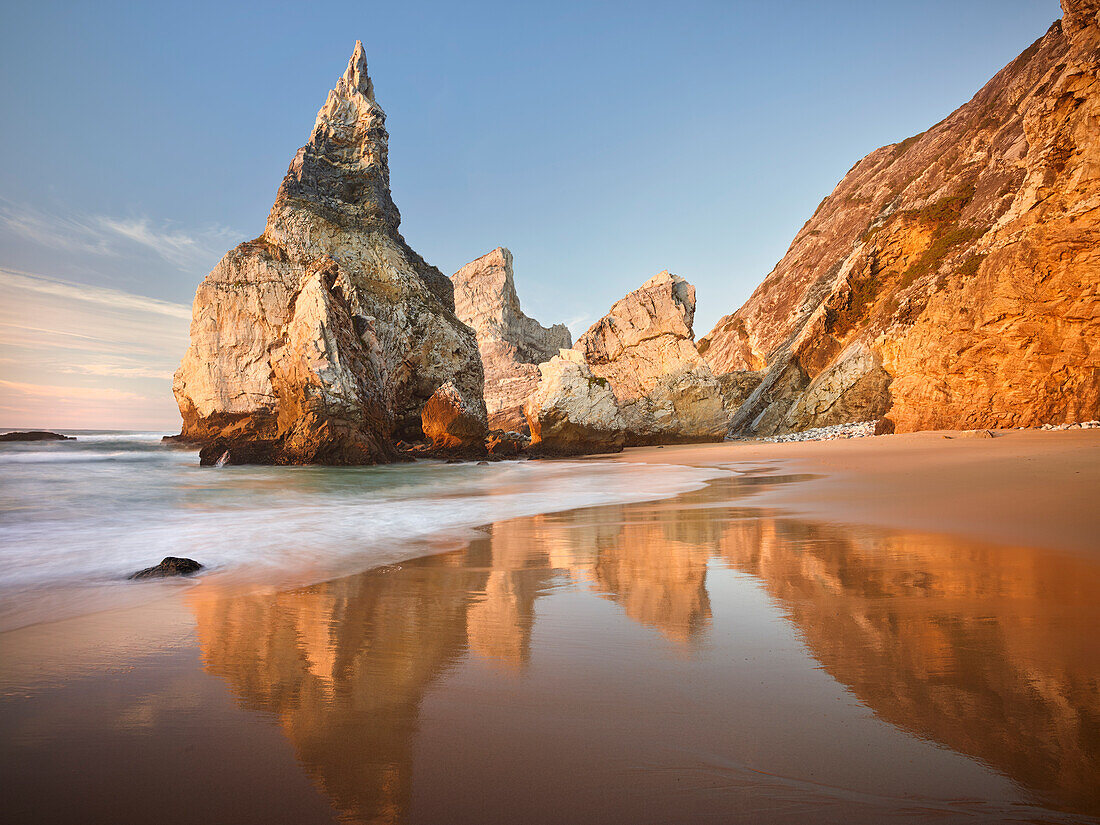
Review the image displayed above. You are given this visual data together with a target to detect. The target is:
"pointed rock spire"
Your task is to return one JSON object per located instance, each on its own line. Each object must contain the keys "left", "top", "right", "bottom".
{"left": 268, "top": 40, "right": 399, "bottom": 233}
{"left": 338, "top": 40, "right": 376, "bottom": 101}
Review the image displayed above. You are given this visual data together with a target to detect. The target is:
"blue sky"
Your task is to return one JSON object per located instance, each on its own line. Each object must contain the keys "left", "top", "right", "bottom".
{"left": 0, "top": 0, "right": 1062, "bottom": 428}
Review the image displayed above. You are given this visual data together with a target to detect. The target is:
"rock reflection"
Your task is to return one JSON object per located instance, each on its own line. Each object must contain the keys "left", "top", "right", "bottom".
{"left": 714, "top": 514, "right": 1100, "bottom": 816}
{"left": 190, "top": 474, "right": 1100, "bottom": 822}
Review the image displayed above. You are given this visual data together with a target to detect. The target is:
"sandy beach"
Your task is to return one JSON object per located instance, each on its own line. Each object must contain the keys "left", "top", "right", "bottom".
{"left": 2, "top": 430, "right": 1099, "bottom": 824}
{"left": 617, "top": 428, "right": 1100, "bottom": 555}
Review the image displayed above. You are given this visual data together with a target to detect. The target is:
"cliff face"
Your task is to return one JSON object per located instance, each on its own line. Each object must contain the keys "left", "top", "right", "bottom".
{"left": 451, "top": 248, "right": 571, "bottom": 433}
{"left": 174, "top": 42, "right": 485, "bottom": 463}
{"left": 700, "top": 3, "right": 1100, "bottom": 435}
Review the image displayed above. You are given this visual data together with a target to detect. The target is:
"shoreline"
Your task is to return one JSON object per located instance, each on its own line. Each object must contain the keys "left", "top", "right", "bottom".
{"left": 608, "top": 428, "right": 1100, "bottom": 556}
{"left": 3, "top": 428, "right": 1100, "bottom": 823}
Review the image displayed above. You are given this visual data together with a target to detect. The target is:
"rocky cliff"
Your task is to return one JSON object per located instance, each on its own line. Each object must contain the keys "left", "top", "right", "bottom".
{"left": 526, "top": 272, "right": 728, "bottom": 452}
{"left": 174, "top": 43, "right": 485, "bottom": 463}
{"left": 699, "top": 2, "right": 1100, "bottom": 435}
{"left": 451, "top": 248, "right": 571, "bottom": 433}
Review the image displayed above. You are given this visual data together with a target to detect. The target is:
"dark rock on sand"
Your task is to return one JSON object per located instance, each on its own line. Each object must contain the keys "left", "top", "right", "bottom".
{"left": 129, "top": 557, "right": 204, "bottom": 580}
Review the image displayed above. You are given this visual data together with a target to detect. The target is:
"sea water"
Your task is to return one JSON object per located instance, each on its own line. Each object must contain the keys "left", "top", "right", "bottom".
{"left": 0, "top": 431, "right": 724, "bottom": 631}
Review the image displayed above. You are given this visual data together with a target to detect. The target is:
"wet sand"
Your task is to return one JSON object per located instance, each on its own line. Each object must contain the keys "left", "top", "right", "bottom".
{"left": 616, "top": 428, "right": 1100, "bottom": 555}
{"left": 2, "top": 431, "right": 1099, "bottom": 824}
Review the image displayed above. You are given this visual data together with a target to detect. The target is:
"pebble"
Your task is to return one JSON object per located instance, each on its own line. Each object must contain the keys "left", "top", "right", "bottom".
{"left": 1035, "top": 420, "right": 1099, "bottom": 431}
{"left": 749, "top": 421, "right": 878, "bottom": 444}
{"left": 737, "top": 419, "right": 1099, "bottom": 444}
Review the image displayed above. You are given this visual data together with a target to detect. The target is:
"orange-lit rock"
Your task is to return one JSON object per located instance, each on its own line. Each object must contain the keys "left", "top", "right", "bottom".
{"left": 700, "top": 4, "right": 1100, "bottom": 434}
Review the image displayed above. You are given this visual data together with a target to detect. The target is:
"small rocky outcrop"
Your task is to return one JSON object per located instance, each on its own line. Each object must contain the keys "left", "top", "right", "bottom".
{"left": 524, "top": 349, "right": 625, "bottom": 455}
{"left": 0, "top": 431, "right": 74, "bottom": 442}
{"left": 700, "top": 4, "right": 1100, "bottom": 436}
{"left": 173, "top": 42, "right": 485, "bottom": 464}
{"left": 573, "top": 272, "right": 728, "bottom": 445}
{"left": 421, "top": 381, "right": 489, "bottom": 450}
{"left": 485, "top": 430, "right": 527, "bottom": 456}
{"left": 129, "top": 557, "right": 204, "bottom": 580}
{"left": 451, "top": 248, "right": 571, "bottom": 433}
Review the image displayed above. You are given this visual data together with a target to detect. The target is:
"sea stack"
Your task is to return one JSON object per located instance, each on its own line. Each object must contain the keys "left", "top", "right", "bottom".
{"left": 451, "top": 248, "right": 571, "bottom": 434}
{"left": 173, "top": 42, "right": 485, "bottom": 464}
{"left": 699, "top": 0, "right": 1100, "bottom": 435}
{"left": 526, "top": 272, "right": 728, "bottom": 452}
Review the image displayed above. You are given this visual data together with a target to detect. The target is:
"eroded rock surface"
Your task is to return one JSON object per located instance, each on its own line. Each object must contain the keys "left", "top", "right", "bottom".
{"left": 574, "top": 272, "right": 728, "bottom": 445}
{"left": 451, "top": 248, "right": 571, "bottom": 433}
{"left": 174, "top": 42, "right": 485, "bottom": 464}
{"left": 700, "top": 4, "right": 1100, "bottom": 435}
{"left": 0, "top": 431, "right": 74, "bottom": 442}
{"left": 524, "top": 350, "right": 625, "bottom": 455}
{"left": 421, "top": 381, "right": 489, "bottom": 450}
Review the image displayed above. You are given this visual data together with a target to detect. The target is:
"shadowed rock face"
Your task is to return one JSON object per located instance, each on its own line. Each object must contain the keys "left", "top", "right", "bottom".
{"left": 451, "top": 248, "right": 571, "bottom": 433}
{"left": 174, "top": 42, "right": 485, "bottom": 463}
{"left": 700, "top": 5, "right": 1100, "bottom": 435}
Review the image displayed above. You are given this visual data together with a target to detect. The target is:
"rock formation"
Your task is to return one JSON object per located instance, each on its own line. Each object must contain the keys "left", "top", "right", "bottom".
{"left": 128, "top": 557, "right": 204, "bottom": 580}
{"left": 451, "top": 248, "right": 571, "bottom": 433}
{"left": 0, "top": 431, "right": 74, "bottom": 442}
{"left": 173, "top": 42, "right": 485, "bottom": 463}
{"left": 524, "top": 349, "right": 625, "bottom": 454}
{"left": 699, "top": 2, "right": 1100, "bottom": 435}
{"left": 420, "top": 380, "right": 489, "bottom": 450}
{"left": 571, "top": 272, "right": 728, "bottom": 446}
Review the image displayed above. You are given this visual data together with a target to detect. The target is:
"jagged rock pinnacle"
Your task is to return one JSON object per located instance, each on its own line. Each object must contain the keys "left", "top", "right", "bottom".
{"left": 269, "top": 40, "right": 399, "bottom": 233}
{"left": 338, "top": 40, "right": 376, "bottom": 101}
{"left": 174, "top": 42, "right": 484, "bottom": 463}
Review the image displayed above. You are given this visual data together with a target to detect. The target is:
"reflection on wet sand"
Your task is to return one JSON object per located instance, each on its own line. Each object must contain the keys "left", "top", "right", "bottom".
{"left": 716, "top": 515, "right": 1100, "bottom": 816}
{"left": 190, "top": 474, "right": 1100, "bottom": 823}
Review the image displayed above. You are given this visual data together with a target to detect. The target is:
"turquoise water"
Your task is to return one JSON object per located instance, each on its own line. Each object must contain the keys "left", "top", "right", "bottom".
{"left": 0, "top": 431, "right": 724, "bottom": 631}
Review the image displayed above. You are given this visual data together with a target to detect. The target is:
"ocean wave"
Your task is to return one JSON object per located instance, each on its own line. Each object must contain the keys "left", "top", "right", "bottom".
{"left": 0, "top": 450, "right": 167, "bottom": 464}
{"left": 0, "top": 457, "right": 730, "bottom": 630}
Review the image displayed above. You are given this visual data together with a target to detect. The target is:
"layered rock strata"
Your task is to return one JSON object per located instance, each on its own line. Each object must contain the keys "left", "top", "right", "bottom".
{"left": 700, "top": 2, "right": 1100, "bottom": 435}
{"left": 174, "top": 42, "right": 485, "bottom": 463}
{"left": 451, "top": 248, "right": 571, "bottom": 433}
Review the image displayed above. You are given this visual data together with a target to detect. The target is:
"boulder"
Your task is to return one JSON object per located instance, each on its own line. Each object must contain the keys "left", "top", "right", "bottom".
{"left": 486, "top": 430, "right": 527, "bottom": 457}
{"left": 524, "top": 350, "right": 625, "bottom": 455}
{"left": 451, "top": 248, "right": 571, "bottom": 433}
{"left": 129, "top": 557, "right": 204, "bottom": 580}
{"left": 173, "top": 42, "right": 485, "bottom": 464}
{"left": 573, "top": 272, "right": 729, "bottom": 444}
{"left": 421, "top": 381, "right": 489, "bottom": 450}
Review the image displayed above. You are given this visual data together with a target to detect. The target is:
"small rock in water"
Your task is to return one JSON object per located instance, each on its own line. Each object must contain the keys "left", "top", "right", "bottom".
{"left": 129, "top": 557, "right": 204, "bottom": 580}
{"left": 0, "top": 431, "right": 75, "bottom": 442}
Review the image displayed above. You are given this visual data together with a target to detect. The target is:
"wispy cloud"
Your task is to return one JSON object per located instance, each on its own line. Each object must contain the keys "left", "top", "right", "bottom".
{"left": 0, "top": 267, "right": 192, "bottom": 319}
{"left": 0, "top": 379, "right": 150, "bottom": 403}
{"left": 565, "top": 314, "right": 592, "bottom": 337}
{"left": 60, "top": 364, "right": 176, "bottom": 381}
{"left": 0, "top": 199, "right": 240, "bottom": 271}
{"left": 0, "top": 268, "right": 190, "bottom": 429}
{"left": 97, "top": 217, "right": 239, "bottom": 269}
{"left": 0, "top": 205, "right": 116, "bottom": 256}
